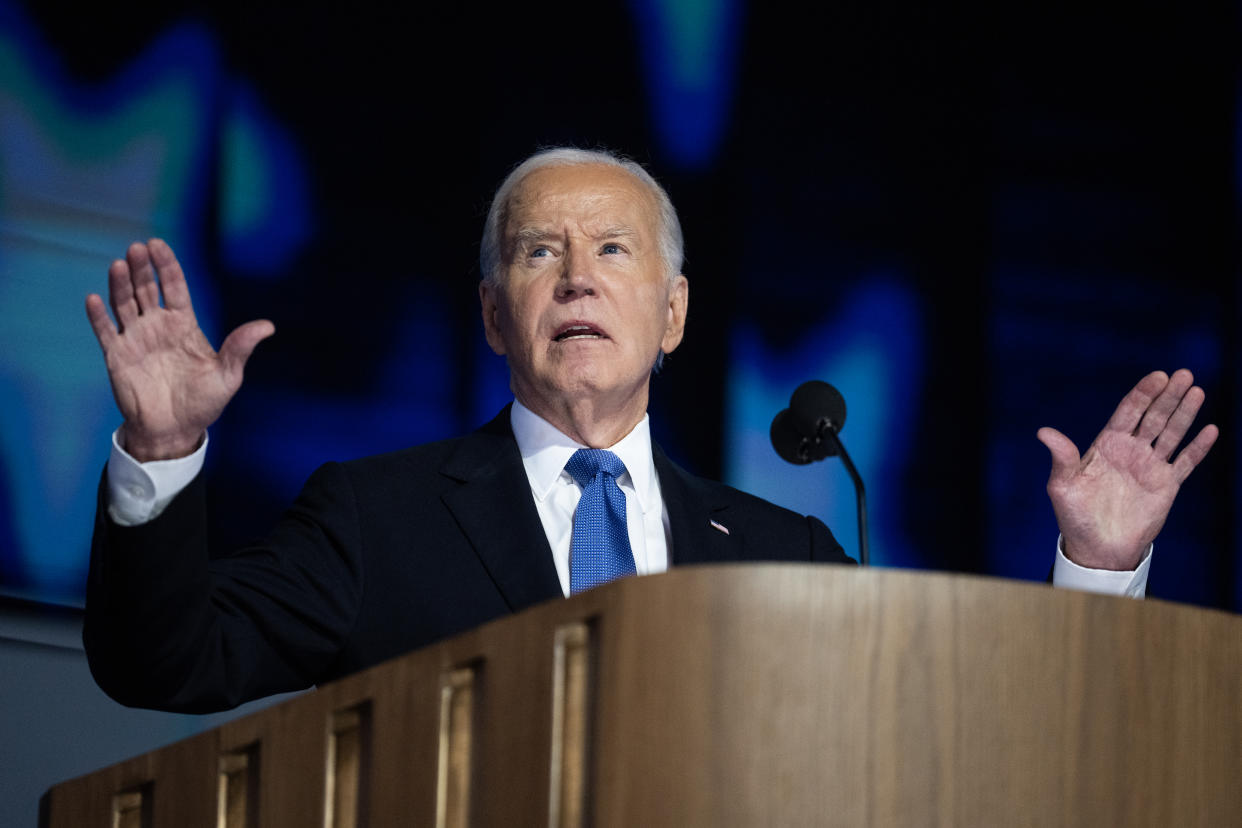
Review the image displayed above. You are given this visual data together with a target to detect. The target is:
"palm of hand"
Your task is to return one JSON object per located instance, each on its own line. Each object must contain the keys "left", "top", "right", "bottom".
{"left": 1038, "top": 369, "right": 1218, "bottom": 572}
{"left": 1048, "top": 429, "right": 1180, "bottom": 569}
{"left": 104, "top": 302, "right": 234, "bottom": 442}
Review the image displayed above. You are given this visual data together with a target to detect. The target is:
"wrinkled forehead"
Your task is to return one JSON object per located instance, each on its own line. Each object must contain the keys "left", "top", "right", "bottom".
{"left": 502, "top": 164, "right": 660, "bottom": 240}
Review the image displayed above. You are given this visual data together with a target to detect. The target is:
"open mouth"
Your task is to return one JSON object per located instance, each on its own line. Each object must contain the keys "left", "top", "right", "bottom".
{"left": 553, "top": 324, "right": 607, "bottom": 342}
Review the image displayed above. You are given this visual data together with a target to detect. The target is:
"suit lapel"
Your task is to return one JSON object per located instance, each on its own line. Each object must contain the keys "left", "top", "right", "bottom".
{"left": 436, "top": 413, "right": 741, "bottom": 601}
{"left": 437, "top": 407, "right": 564, "bottom": 612}
{"left": 653, "top": 442, "right": 746, "bottom": 566}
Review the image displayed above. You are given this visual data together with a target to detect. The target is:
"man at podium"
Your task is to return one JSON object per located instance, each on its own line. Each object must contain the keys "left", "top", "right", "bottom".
{"left": 81, "top": 148, "right": 1218, "bottom": 712}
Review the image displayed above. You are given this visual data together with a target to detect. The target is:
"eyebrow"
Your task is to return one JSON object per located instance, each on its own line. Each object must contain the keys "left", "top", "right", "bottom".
{"left": 594, "top": 225, "right": 637, "bottom": 240}
{"left": 509, "top": 225, "right": 638, "bottom": 246}
{"left": 510, "top": 227, "right": 558, "bottom": 247}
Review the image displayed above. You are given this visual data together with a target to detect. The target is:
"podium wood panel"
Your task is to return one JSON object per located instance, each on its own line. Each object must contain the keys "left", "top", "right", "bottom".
{"left": 43, "top": 566, "right": 1242, "bottom": 826}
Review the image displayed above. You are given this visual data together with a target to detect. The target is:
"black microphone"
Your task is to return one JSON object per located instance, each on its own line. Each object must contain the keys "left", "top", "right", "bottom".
{"left": 770, "top": 381, "right": 870, "bottom": 566}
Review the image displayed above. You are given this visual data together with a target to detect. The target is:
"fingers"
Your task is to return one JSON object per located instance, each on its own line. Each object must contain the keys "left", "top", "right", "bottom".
{"left": 1036, "top": 426, "right": 1082, "bottom": 482}
{"left": 1173, "top": 423, "right": 1219, "bottom": 484}
{"left": 1135, "top": 368, "right": 1194, "bottom": 443}
{"left": 108, "top": 255, "right": 139, "bottom": 331}
{"left": 127, "top": 241, "right": 161, "bottom": 314}
{"left": 84, "top": 293, "right": 118, "bottom": 351}
{"left": 147, "top": 238, "right": 193, "bottom": 311}
{"left": 1102, "top": 370, "right": 1168, "bottom": 435}
{"left": 218, "top": 319, "right": 276, "bottom": 382}
{"left": 105, "top": 238, "right": 195, "bottom": 335}
{"left": 1152, "top": 382, "right": 1205, "bottom": 460}
{"left": 1113, "top": 368, "right": 1215, "bottom": 480}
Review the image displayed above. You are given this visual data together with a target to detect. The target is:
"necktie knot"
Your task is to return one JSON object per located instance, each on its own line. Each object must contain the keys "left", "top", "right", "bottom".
{"left": 564, "top": 448, "right": 627, "bottom": 489}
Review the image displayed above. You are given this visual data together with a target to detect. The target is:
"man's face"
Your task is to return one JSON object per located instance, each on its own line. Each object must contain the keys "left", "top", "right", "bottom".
{"left": 480, "top": 163, "right": 688, "bottom": 426}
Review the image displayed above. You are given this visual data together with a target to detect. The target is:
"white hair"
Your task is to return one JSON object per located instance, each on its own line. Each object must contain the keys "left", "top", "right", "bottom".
{"left": 479, "top": 147, "right": 684, "bottom": 286}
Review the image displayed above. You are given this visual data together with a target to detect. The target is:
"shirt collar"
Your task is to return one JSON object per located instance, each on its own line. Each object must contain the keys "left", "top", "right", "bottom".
{"left": 510, "top": 398, "right": 659, "bottom": 515}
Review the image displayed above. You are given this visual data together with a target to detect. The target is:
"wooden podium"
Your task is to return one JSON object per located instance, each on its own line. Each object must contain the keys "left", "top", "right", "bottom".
{"left": 42, "top": 566, "right": 1242, "bottom": 826}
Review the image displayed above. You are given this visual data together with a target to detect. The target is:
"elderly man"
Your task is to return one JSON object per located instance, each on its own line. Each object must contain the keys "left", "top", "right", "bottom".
{"left": 82, "top": 148, "right": 1216, "bottom": 713}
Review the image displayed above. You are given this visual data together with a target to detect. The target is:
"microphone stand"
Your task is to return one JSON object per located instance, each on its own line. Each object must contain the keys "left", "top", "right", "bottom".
{"left": 819, "top": 427, "right": 869, "bottom": 567}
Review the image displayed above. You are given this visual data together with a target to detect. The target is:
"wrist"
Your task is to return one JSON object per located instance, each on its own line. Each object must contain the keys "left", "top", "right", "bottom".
{"left": 1054, "top": 536, "right": 1150, "bottom": 597}
{"left": 1060, "top": 538, "right": 1146, "bottom": 572}
{"left": 119, "top": 423, "right": 204, "bottom": 462}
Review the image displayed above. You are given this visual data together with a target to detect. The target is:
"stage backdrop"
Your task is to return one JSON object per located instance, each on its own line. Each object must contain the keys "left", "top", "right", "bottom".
{"left": 0, "top": 0, "right": 1236, "bottom": 609}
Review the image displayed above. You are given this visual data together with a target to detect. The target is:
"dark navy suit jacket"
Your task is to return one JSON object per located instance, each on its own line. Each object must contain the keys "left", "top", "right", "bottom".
{"left": 85, "top": 408, "right": 851, "bottom": 713}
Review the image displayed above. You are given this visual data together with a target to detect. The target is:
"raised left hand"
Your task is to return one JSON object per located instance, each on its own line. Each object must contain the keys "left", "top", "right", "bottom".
{"left": 1037, "top": 369, "right": 1218, "bottom": 571}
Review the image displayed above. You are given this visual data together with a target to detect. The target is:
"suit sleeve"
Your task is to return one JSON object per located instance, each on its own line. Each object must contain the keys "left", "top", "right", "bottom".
{"left": 84, "top": 462, "right": 364, "bottom": 713}
{"left": 808, "top": 514, "right": 855, "bottom": 565}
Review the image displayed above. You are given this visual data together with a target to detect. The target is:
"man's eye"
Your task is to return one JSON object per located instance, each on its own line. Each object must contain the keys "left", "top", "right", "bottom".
{"left": 530, "top": 246, "right": 550, "bottom": 258}
{"left": 601, "top": 243, "right": 622, "bottom": 255}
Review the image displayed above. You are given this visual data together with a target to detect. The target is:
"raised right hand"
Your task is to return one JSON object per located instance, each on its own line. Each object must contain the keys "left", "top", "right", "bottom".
{"left": 85, "top": 239, "right": 274, "bottom": 462}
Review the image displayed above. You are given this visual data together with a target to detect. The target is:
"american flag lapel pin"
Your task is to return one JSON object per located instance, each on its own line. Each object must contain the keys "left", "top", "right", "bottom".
{"left": 710, "top": 519, "right": 730, "bottom": 535}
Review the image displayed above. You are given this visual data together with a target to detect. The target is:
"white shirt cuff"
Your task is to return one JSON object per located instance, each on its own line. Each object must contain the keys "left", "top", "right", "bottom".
{"left": 106, "top": 428, "right": 208, "bottom": 526}
{"left": 1052, "top": 535, "right": 1150, "bottom": 598}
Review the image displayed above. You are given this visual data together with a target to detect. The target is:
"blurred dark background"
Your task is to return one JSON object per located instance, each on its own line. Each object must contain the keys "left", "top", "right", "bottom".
{"left": 1, "top": 2, "right": 1238, "bottom": 821}
{"left": 1, "top": 0, "right": 1237, "bottom": 609}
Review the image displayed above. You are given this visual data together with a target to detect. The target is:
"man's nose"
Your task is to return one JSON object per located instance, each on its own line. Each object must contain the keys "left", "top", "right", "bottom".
{"left": 555, "top": 246, "right": 597, "bottom": 298}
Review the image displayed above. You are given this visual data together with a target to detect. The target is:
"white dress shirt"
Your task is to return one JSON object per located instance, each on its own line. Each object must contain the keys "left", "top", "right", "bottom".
{"left": 104, "top": 410, "right": 1146, "bottom": 598}
{"left": 107, "top": 429, "right": 207, "bottom": 526}
{"left": 1053, "top": 537, "right": 1150, "bottom": 597}
{"left": 509, "top": 399, "right": 670, "bottom": 596}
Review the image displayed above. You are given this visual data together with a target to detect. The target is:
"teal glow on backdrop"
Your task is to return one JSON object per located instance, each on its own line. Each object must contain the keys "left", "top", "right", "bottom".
{"left": 0, "top": 4, "right": 311, "bottom": 601}
{"left": 630, "top": 0, "right": 742, "bottom": 168}
{"left": 724, "top": 279, "right": 923, "bottom": 567}
{"left": 0, "top": 15, "right": 219, "bottom": 600}
{"left": 218, "top": 83, "right": 312, "bottom": 276}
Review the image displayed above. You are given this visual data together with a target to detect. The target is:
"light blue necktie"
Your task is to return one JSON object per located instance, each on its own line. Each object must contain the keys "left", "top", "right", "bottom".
{"left": 565, "top": 449, "right": 636, "bottom": 594}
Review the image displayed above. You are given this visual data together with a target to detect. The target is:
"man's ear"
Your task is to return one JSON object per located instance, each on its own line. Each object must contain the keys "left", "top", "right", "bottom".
{"left": 479, "top": 280, "right": 507, "bottom": 356}
{"left": 660, "top": 275, "right": 689, "bottom": 354}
